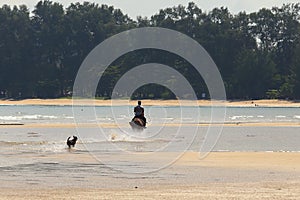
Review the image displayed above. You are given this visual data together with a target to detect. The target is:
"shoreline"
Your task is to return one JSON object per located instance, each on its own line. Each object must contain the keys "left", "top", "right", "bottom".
{"left": 1, "top": 121, "right": 300, "bottom": 128}
{"left": 0, "top": 98, "right": 300, "bottom": 107}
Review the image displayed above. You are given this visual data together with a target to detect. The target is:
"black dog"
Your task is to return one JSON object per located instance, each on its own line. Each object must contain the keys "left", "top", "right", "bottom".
{"left": 67, "top": 136, "right": 78, "bottom": 148}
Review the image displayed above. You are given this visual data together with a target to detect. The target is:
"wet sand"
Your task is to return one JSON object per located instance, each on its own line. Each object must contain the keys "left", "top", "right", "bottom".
{"left": 1, "top": 152, "right": 300, "bottom": 199}
{"left": 1, "top": 121, "right": 300, "bottom": 129}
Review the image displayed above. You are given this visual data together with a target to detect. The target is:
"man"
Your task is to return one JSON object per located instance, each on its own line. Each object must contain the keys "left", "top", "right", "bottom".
{"left": 133, "top": 100, "right": 146, "bottom": 126}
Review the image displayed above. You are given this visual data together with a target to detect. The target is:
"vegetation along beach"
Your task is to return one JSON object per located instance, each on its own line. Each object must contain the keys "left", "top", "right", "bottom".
{"left": 1, "top": 0, "right": 300, "bottom": 199}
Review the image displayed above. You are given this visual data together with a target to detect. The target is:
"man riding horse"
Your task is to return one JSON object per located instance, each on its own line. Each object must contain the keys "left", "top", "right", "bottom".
{"left": 132, "top": 100, "right": 146, "bottom": 127}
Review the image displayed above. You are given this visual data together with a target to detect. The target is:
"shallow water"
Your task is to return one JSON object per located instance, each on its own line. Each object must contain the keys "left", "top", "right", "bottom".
{"left": 1, "top": 105, "right": 300, "bottom": 124}
{"left": 0, "top": 105, "right": 300, "bottom": 187}
{"left": 1, "top": 105, "right": 300, "bottom": 156}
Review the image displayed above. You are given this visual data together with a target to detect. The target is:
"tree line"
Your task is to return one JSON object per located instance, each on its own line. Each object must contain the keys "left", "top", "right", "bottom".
{"left": 0, "top": 1, "right": 300, "bottom": 100}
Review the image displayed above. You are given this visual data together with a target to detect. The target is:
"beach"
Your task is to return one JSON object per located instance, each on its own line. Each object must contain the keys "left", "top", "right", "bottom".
{"left": 1, "top": 183, "right": 300, "bottom": 200}
{"left": 1, "top": 98, "right": 300, "bottom": 107}
{"left": 0, "top": 152, "right": 300, "bottom": 199}
{"left": 0, "top": 99, "right": 300, "bottom": 199}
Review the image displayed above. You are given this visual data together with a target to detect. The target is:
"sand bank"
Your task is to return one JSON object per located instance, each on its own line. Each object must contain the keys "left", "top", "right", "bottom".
{"left": 1, "top": 98, "right": 300, "bottom": 107}
{"left": 1, "top": 152, "right": 300, "bottom": 199}
{"left": 1, "top": 121, "right": 300, "bottom": 128}
{"left": 178, "top": 152, "right": 300, "bottom": 171}
{"left": 37, "top": 151, "right": 300, "bottom": 172}
{"left": 0, "top": 122, "right": 300, "bottom": 129}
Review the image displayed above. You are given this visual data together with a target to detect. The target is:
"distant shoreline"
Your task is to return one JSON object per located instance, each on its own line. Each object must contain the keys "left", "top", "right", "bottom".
{"left": 0, "top": 98, "right": 300, "bottom": 107}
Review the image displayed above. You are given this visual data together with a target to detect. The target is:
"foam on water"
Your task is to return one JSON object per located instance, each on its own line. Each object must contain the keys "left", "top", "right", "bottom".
{"left": 106, "top": 129, "right": 167, "bottom": 143}
{"left": 275, "top": 115, "right": 287, "bottom": 118}
{"left": 0, "top": 114, "right": 58, "bottom": 121}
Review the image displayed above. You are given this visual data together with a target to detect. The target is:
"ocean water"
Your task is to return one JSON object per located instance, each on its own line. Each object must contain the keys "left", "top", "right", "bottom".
{"left": 0, "top": 105, "right": 300, "bottom": 184}
{"left": 1, "top": 105, "right": 300, "bottom": 124}
{"left": 1, "top": 105, "right": 300, "bottom": 153}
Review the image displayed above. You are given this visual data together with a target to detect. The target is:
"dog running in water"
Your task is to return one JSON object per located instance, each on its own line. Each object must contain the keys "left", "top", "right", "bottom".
{"left": 66, "top": 136, "right": 78, "bottom": 148}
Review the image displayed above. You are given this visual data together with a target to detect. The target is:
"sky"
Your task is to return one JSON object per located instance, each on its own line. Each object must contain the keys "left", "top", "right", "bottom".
{"left": 1, "top": 0, "right": 298, "bottom": 19}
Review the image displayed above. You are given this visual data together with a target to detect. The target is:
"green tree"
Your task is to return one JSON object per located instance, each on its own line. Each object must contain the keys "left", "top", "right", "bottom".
{"left": 32, "top": 0, "right": 66, "bottom": 97}
{"left": 0, "top": 1, "right": 300, "bottom": 100}
{"left": 0, "top": 5, "right": 33, "bottom": 98}
{"left": 291, "top": 34, "right": 300, "bottom": 98}
{"left": 233, "top": 50, "right": 276, "bottom": 99}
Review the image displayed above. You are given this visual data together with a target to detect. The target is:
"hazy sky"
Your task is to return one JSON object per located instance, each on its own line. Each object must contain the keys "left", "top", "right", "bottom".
{"left": 1, "top": 0, "right": 298, "bottom": 19}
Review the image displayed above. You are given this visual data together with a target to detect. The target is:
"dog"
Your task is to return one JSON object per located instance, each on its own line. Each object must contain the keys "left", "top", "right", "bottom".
{"left": 67, "top": 136, "right": 78, "bottom": 148}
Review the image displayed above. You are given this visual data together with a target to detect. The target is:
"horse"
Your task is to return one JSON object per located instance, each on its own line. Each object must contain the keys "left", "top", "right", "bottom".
{"left": 129, "top": 117, "right": 146, "bottom": 131}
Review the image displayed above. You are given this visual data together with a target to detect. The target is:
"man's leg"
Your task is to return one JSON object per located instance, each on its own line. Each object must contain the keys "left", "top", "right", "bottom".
{"left": 142, "top": 116, "right": 146, "bottom": 126}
